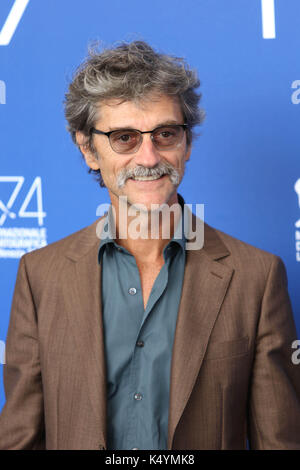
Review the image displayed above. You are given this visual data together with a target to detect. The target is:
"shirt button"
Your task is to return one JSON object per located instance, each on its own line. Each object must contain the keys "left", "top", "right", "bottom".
{"left": 134, "top": 392, "right": 143, "bottom": 401}
{"left": 128, "top": 287, "right": 137, "bottom": 295}
{"left": 136, "top": 340, "right": 144, "bottom": 347}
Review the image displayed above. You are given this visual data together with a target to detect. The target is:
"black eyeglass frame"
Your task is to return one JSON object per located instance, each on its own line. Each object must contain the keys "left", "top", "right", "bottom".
{"left": 90, "top": 123, "right": 189, "bottom": 154}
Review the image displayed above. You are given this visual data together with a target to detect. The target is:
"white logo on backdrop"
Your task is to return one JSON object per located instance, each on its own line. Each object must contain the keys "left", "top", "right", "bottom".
{"left": 0, "top": 176, "right": 47, "bottom": 258}
{"left": 291, "top": 80, "right": 300, "bottom": 105}
{"left": 0, "top": 0, "right": 276, "bottom": 45}
{"left": 0, "top": 80, "right": 5, "bottom": 104}
{"left": 0, "top": 0, "right": 29, "bottom": 46}
{"left": 261, "top": 0, "right": 276, "bottom": 39}
{"left": 295, "top": 179, "right": 300, "bottom": 262}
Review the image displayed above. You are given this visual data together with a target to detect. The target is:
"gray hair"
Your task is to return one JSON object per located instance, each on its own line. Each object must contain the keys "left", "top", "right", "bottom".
{"left": 64, "top": 40, "right": 205, "bottom": 186}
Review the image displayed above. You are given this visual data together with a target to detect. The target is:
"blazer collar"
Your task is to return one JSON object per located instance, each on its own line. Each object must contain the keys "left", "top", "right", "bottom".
{"left": 64, "top": 194, "right": 231, "bottom": 263}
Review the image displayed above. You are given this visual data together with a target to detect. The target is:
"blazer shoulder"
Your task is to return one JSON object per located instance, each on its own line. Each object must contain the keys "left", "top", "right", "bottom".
{"left": 20, "top": 218, "right": 101, "bottom": 270}
{"left": 205, "top": 223, "right": 286, "bottom": 276}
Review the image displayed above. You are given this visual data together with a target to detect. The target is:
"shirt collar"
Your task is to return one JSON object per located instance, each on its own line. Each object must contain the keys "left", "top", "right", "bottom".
{"left": 98, "top": 204, "right": 118, "bottom": 263}
{"left": 98, "top": 195, "right": 186, "bottom": 264}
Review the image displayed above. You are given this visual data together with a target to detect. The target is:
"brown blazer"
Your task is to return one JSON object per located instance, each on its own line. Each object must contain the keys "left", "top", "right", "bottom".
{"left": 0, "top": 211, "right": 299, "bottom": 450}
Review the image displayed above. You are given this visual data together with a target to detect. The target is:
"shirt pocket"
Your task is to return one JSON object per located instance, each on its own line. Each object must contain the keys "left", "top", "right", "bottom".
{"left": 204, "top": 335, "right": 249, "bottom": 361}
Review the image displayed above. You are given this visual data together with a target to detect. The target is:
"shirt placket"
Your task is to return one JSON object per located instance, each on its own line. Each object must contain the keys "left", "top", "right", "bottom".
{"left": 125, "top": 253, "right": 171, "bottom": 449}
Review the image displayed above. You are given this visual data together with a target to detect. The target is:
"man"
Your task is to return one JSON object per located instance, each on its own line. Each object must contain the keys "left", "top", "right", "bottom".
{"left": 0, "top": 40, "right": 299, "bottom": 450}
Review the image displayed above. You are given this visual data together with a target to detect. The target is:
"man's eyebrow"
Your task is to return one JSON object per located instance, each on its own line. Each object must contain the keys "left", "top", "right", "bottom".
{"left": 107, "top": 120, "right": 182, "bottom": 131}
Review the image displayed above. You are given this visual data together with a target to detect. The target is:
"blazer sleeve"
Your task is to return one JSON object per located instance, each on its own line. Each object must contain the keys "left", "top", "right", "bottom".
{"left": 0, "top": 255, "right": 45, "bottom": 449}
{"left": 247, "top": 255, "right": 300, "bottom": 449}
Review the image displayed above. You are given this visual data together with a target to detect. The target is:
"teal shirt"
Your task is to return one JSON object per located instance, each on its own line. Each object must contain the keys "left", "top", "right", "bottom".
{"left": 98, "top": 202, "right": 186, "bottom": 450}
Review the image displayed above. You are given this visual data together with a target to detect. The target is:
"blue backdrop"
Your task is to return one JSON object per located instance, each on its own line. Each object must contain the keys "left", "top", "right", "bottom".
{"left": 0, "top": 0, "right": 299, "bottom": 411}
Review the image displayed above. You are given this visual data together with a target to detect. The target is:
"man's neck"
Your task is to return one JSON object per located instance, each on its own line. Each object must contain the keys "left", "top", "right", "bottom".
{"left": 109, "top": 193, "right": 183, "bottom": 264}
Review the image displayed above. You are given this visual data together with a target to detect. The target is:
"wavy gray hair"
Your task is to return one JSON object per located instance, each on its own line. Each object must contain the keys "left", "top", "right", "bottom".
{"left": 64, "top": 40, "right": 205, "bottom": 187}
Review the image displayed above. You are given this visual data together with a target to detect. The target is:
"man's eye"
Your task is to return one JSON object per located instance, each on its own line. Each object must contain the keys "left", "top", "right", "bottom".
{"left": 119, "top": 134, "right": 132, "bottom": 142}
{"left": 160, "top": 130, "right": 176, "bottom": 139}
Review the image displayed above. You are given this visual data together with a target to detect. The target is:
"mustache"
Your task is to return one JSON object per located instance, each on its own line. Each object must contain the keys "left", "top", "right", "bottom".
{"left": 117, "top": 161, "right": 180, "bottom": 188}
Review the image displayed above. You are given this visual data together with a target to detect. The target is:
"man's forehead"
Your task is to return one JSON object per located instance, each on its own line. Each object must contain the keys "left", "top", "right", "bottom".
{"left": 95, "top": 94, "right": 183, "bottom": 127}
{"left": 99, "top": 92, "right": 179, "bottom": 107}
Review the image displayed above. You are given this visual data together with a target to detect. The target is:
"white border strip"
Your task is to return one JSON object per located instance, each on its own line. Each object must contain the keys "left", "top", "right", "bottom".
{"left": 261, "top": 0, "right": 276, "bottom": 39}
{"left": 0, "top": 0, "right": 30, "bottom": 46}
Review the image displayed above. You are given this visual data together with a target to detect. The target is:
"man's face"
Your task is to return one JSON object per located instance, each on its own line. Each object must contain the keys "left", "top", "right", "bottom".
{"left": 76, "top": 94, "right": 191, "bottom": 210}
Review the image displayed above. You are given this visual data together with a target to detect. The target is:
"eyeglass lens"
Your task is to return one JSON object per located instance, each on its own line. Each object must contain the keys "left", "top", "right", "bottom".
{"left": 109, "top": 125, "right": 184, "bottom": 154}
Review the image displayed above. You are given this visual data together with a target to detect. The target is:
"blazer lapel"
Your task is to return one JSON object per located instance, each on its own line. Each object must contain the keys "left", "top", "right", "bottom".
{"left": 63, "top": 217, "right": 107, "bottom": 447}
{"left": 167, "top": 219, "right": 234, "bottom": 449}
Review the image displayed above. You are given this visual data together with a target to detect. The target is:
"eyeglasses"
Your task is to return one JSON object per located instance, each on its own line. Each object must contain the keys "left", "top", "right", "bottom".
{"left": 90, "top": 124, "right": 188, "bottom": 154}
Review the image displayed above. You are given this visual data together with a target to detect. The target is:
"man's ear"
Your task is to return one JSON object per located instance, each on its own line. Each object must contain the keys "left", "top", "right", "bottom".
{"left": 185, "top": 143, "right": 192, "bottom": 162}
{"left": 75, "top": 131, "right": 100, "bottom": 170}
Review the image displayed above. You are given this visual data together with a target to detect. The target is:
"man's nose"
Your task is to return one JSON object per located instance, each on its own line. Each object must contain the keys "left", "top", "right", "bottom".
{"left": 133, "top": 134, "right": 161, "bottom": 167}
